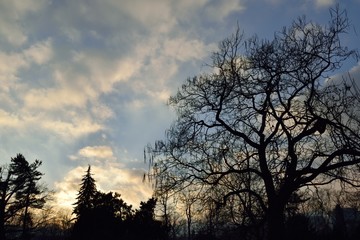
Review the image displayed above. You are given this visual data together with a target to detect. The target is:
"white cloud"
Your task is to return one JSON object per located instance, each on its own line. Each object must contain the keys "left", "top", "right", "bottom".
{"left": 0, "top": 109, "right": 22, "bottom": 128}
{"left": 0, "top": 51, "right": 28, "bottom": 87}
{"left": 78, "top": 145, "right": 115, "bottom": 159}
{"left": 349, "top": 62, "right": 360, "bottom": 89}
{"left": 7, "top": 0, "right": 49, "bottom": 15}
{"left": 0, "top": 0, "right": 48, "bottom": 46}
{"left": 205, "top": 0, "right": 246, "bottom": 21}
{"left": 61, "top": 26, "right": 82, "bottom": 43}
{"left": 91, "top": 102, "right": 114, "bottom": 120}
{"left": 0, "top": 0, "right": 256, "bottom": 216}
{"left": 53, "top": 166, "right": 84, "bottom": 210}
{"left": 121, "top": 34, "right": 213, "bottom": 106}
{"left": 0, "top": 108, "right": 104, "bottom": 141}
{"left": 24, "top": 39, "right": 53, "bottom": 64}
{"left": 325, "top": 62, "right": 360, "bottom": 86}
{"left": 349, "top": 62, "right": 360, "bottom": 76}
{"left": 0, "top": 106, "right": 104, "bottom": 142}
{"left": 314, "top": 0, "right": 335, "bottom": 8}
{"left": 0, "top": 23, "right": 28, "bottom": 46}
{"left": 114, "top": 0, "right": 176, "bottom": 34}
{"left": 0, "top": 39, "right": 53, "bottom": 91}
{"left": 40, "top": 117, "right": 104, "bottom": 140}
{"left": 163, "top": 37, "right": 211, "bottom": 62}
{"left": 174, "top": 0, "right": 208, "bottom": 15}
{"left": 23, "top": 86, "right": 88, "bottom": 110}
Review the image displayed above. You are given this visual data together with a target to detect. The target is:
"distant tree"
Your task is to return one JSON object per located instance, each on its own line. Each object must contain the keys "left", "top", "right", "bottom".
{"left": 155, "top": 192, "right": 182, "bottom": 240}
{"left": 72, "top": 165, "right": 97, "bottom": 219}
{"left": 148, "top": 7, "right": 360, "bottom": 240}
{"left": 93, "top": 191, "right": 133, "bottom": 221}
{"left": 91, "top": 191, "right": 133, "bottom": 239}
{"left": 179, "top": 186, "right": 201, "bottom": 240}
{"left": 0, "top": 154, "right": 47, "bottom": 240}
{"left": 34, "top": 207, "right": 73, "bottom": 240}
{"left": 136, "top": 198, "right": 157, "bottom": 221}
{"left": 131, "top": 197, "right": 167, "bottom": 240}
{"left": 72, "top": 166, "right": 135, "bottom": 240}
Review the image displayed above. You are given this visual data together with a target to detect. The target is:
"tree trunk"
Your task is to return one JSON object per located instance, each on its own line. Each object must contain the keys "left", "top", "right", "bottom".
{"left": 21, "top": 203, "right": 29, "bottom": 240}
{"left": 186, "top": 206, "right": 191, "bottom": 240}
{"left": 266, "top": 201, "right": 286, "bottom": 240}
{"left": 0, "top": 186, "right": 7, "bottom": 240}
{"left": 21, "top": 191, "right": 31, "bottom": 240}
{"left": 0, "top": 206, "right": 5, "bottom": 240}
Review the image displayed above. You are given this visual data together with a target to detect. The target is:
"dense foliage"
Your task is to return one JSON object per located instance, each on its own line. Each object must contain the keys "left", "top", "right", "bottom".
{"left": 72, "top": 165, "right": 97, "bottom": 219}
{"left": 71, "top": 166, "right": 167, "bottom": 240}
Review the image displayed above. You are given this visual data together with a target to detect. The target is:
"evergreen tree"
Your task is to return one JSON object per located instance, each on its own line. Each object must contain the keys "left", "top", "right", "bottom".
{"left": 73, "top": 165, "right": 97, "bottom": 219}
{"left": 12, "top": 154, "right": 45, "bottom": 240}
{"left": 72, "top": 171, "right": 135, "bottom": 240}
{"left": 131, "top": 198, "right": 167, "bottom": 240}
{"left": 0, "top": 154, "right": 47, "bottom": 240}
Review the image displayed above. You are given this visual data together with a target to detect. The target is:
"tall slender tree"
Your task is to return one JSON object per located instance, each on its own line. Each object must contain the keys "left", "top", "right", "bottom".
{"left": 73, "top": 165, "right": 97, "bottom": 219}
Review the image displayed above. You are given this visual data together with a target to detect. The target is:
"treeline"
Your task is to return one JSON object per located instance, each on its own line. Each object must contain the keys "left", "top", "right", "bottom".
{"left": 0, "top": 155, "right": 167, "bottom": 240}
{"left": 152, "top": 187, "right": 360, "bottom": 240}
{"left": 2, "top": 154, "right": 360, "bottom": 240}
{"left": 70, "top": 165, "right": 167, "bottom": 240}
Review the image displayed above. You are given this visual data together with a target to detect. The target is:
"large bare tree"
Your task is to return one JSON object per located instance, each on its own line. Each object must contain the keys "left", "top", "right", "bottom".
{"left": 148, "top": 7, "right": 360, "bottom": 240}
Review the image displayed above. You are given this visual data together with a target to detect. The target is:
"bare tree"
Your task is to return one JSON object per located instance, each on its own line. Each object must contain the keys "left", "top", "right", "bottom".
{"left": 179, "top": 186, "right": 202, "bottom": 240}
{"left": 148, "top": 7, "right": 360, "bottom": 240}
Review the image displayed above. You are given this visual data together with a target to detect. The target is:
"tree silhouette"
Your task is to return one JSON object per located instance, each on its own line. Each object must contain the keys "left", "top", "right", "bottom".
{"left": 13, "top": 155, "right": 45, "bottom": 240}
{"left": 72, "top": 165, "right": 98, "bottom": 239}
{"left": 72, "top": 166, "right": 142, "bottom": 240}
{"left": 131, "top": 197, "right": 167, "bottom": 240}
{"left": 0, "top": 154, "right": 46, "bottom": 240}
{"left": 148, "top": 7, "right": 360, "bottom": 240}
{"left": 73, "top": 165, "right": 97, "bottom": 219}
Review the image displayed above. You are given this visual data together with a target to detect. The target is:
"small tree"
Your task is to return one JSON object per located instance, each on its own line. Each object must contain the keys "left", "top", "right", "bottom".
{"left": 149, "top": 7, "right": 360, "bottom": 240}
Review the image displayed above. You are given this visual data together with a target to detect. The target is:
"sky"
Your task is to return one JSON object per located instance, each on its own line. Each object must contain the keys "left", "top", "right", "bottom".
{"left": 0, "top": 0, "right": 359, "bottom": 212}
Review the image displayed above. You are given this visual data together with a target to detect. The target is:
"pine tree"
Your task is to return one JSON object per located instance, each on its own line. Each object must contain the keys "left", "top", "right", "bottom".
{"left": 0, "top": 154, "right": 47, "bottom": 240}
{"left": 12, "top": 154, "right": 45, "bottom": 240}
{"left": 73, "top": 165, "right": 97, "bottom": 219}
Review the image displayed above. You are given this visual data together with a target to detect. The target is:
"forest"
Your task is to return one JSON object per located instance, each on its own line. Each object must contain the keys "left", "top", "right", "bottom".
{"left": 1, "top": 5, "right": 360, "bottom": 240}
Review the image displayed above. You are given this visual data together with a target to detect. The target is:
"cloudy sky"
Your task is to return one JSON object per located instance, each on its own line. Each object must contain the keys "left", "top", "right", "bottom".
{"left": 1, "top": 0, "right": 359, "bottom": 211}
